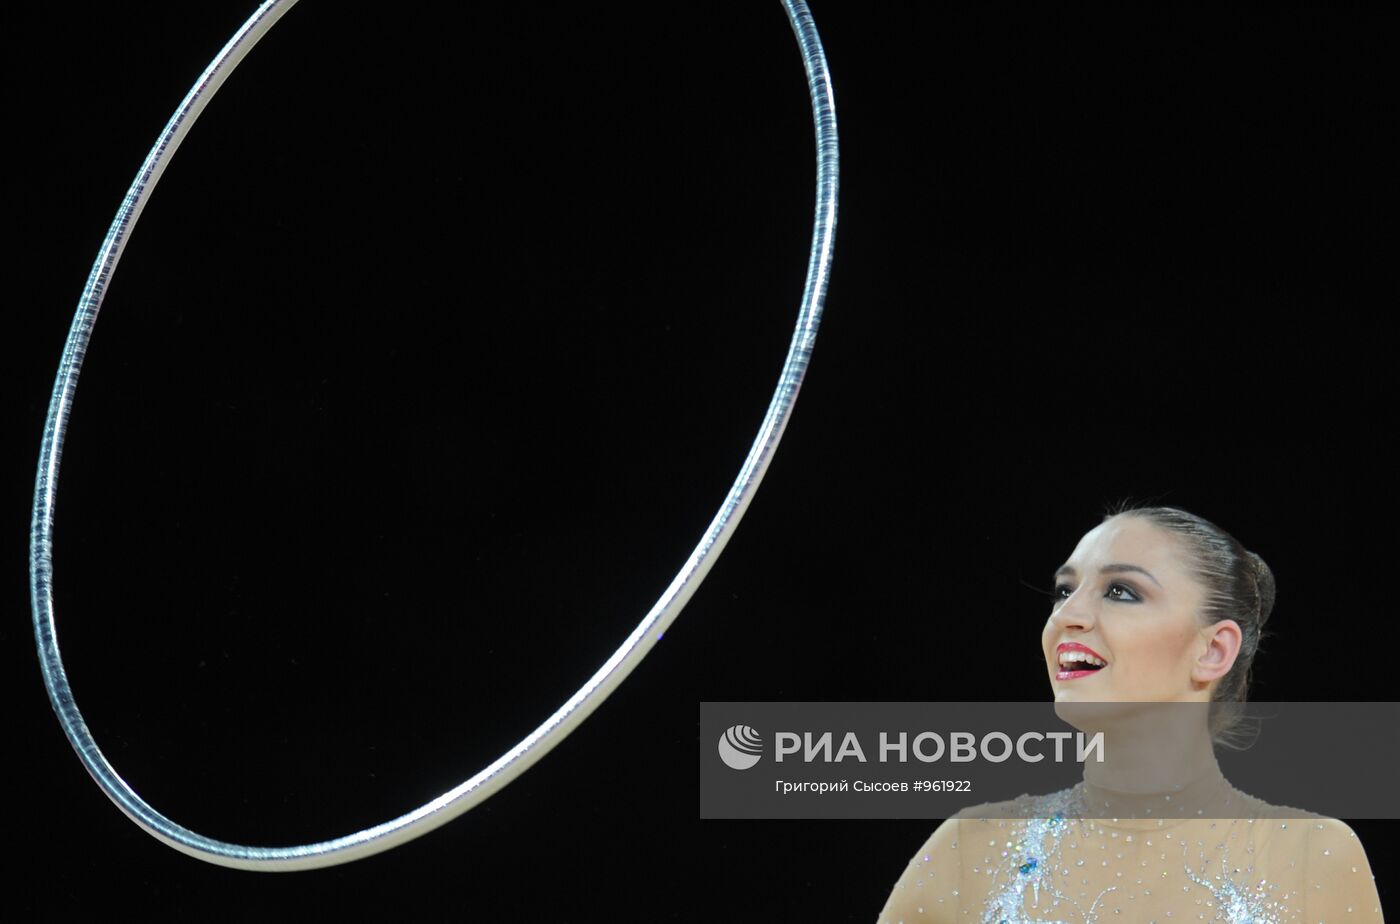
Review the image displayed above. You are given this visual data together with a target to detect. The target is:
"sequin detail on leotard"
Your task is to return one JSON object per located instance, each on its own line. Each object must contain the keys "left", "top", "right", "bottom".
{"left": 974, "top": 788, "right": 1290, "bottom": 923}
{"left": 877, "top": 785, "right": 1384, "bottom": 923}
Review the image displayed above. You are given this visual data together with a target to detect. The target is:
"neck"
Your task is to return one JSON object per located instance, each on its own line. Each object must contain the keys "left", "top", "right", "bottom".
{"left": 1073, "top": 703, "right": 1233, "bottom": 822}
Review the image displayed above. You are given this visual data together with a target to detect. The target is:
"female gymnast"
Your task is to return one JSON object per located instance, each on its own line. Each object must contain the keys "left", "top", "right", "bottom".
{"left": 875, "top": 504, "right": 1384, "bottom": 922}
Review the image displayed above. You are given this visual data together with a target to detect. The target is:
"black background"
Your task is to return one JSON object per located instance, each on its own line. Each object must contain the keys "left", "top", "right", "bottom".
{"left": 3, "top": 2, "right": 1395, "bottom": 920}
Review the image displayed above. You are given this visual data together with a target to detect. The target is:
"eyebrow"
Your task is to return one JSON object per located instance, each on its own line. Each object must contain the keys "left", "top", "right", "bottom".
{"left": 1054, "top": 563, "right": 1162, "bottom": 588}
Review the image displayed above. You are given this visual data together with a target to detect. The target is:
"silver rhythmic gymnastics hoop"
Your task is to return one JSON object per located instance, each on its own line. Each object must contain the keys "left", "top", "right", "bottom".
{"left": 30, "top": 0, "right": 838, "bottom": 872}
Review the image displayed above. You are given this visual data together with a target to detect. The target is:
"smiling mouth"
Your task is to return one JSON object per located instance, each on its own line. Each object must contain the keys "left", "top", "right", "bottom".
{"left": 1055, "top": 652, "right": 1108, "bottom": 679}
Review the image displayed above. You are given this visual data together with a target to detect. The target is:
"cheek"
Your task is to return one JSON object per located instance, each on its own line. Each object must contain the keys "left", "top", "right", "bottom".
{"left": 1115, "top": 623, "right": 1198, "bottom": 676}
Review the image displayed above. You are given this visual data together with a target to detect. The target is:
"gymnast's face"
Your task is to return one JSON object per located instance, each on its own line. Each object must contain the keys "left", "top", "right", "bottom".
{"left": 1041, "top": 515, "right": 1242, "bottom": 703}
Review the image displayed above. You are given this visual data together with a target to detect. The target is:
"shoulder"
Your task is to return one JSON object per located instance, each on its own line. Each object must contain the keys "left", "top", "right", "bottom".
{"left": 1234, "top": 813, "right": 1382, "bottom": 920}
{"left": 875, "top": 819, "right": 962, "bottom": 924}
{"left": 1302, "top": 818, "right": 1384, "bottom": 920}
{"left": 1306, "top": 817, "right": 1371, "bottom": 861}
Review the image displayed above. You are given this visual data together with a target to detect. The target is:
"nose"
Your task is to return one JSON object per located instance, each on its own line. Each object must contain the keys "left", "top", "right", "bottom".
{"left": 1050, "top": 588, "right": 1096, "bottom": 632}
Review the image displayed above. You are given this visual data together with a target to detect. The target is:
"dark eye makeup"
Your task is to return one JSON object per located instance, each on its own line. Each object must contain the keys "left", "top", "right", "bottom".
{"left": 1051, "top": 582, "right": 1141, "bottom": 604}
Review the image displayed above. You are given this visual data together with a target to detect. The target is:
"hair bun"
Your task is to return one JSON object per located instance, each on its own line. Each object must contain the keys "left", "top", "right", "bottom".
{"left": 1247, "top": 551, "right": 1277, "bottom": 627}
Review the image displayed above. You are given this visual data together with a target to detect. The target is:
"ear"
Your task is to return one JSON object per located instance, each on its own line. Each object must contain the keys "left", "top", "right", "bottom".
{"left": 1193, "top": 619, "right": 1243, "bottom": 685}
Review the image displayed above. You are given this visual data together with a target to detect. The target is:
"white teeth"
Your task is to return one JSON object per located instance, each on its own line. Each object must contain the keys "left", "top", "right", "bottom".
{"left": 1058, "top": 650, "right": 1107, "bottom": 668}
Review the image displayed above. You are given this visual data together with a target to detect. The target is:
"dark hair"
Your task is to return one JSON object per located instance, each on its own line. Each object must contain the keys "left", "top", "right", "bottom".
{"left": 1101, "top": 499, "right": 1276, "bottom": 747}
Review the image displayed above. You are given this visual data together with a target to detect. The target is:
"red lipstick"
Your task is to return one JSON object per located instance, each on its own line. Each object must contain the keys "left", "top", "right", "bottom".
{"left": 1054, "top": 641, "right": 1108, "bottom": 681}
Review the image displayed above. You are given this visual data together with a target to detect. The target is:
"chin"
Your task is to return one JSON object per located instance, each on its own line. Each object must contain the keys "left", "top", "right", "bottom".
{"left": 1049, "top": 681, "right": 1112, "bottom": 702}
{"left": 1052, "top": 687, "right": 1103, "bottom": 701}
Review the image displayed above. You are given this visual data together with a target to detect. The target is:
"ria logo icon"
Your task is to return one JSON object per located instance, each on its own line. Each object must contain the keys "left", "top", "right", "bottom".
{"left": 718, "top": 725, "right": 764, "bottom": 770}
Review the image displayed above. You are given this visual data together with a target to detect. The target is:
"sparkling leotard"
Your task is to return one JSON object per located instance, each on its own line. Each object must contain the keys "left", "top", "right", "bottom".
{"left": 876, "top": 785, "right": 1385, "bottom": 923}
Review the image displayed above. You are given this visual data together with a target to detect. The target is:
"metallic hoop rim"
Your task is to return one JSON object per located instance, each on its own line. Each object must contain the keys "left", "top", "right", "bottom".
{"left": 30, "top": 0, "right": 838, "bottom": 871}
